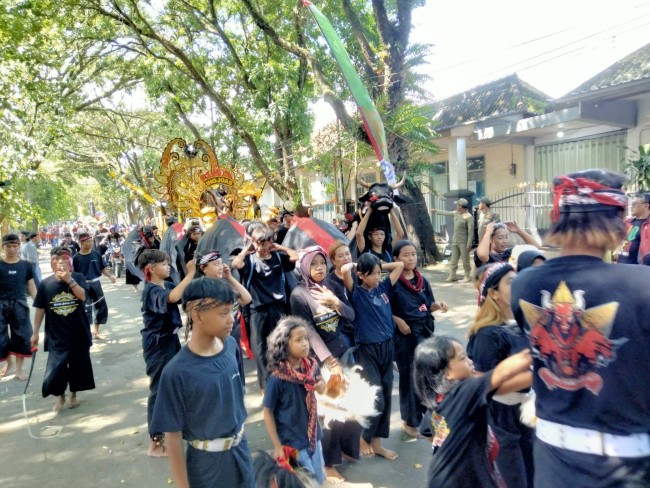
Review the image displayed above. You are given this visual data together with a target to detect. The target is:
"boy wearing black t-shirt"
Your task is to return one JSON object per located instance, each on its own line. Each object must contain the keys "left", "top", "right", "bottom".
{"left": 73, "top": 233, "right": 116, "bottom": 340}
{"left": 0, "top": 234, "right": 37, "bottom": 380}
{"left": 32, "top": 248, "right": 94, "bottom": 411}
{"left": 231, "top": 224, "right": 298, "bottom": 390}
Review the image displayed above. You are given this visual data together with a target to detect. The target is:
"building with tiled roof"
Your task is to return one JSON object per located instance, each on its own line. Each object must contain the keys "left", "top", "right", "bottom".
{"left": 560, "top": 42, "right": 650, "bottom": 102}
{"left": 431, "top": 74, "right": 551, "bottom": 130}
{"left": 424, "top": 43, "right": 650, "bottom": 240}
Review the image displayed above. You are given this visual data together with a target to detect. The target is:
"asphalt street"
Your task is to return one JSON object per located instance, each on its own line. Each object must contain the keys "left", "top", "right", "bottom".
{"left": 0, "top": 253, "right": 479, "bottom": 488}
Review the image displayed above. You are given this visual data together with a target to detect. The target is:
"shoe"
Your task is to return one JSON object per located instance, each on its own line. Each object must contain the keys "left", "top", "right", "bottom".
{"left": 462, "top": 276, "right": 472, "bottom": 283}
{"left": 445, "top": 276, "right": 458, "bottom": 282}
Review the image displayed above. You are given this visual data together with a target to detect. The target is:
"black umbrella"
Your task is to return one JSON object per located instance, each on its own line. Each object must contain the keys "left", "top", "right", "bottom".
{"left": 160, "top": 223, "right": 185, "bottom": 283}
{"left": 196, "top": 215, "right": 247, "bottom": 262}
{"left": 122, "top": 228, "right": 145, "bottom": 281}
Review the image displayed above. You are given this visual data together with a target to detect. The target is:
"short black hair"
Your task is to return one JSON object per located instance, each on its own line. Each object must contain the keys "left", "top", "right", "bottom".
{"left": 2, "top": 233, "right": 20, "bottom": 245}
{"left": 357, "top": 252, "right": 380, "bottom": 276}
{"left": 183, "top": 277, "right": 235, "bottom": 306}
{"left": 137, "top": 249, "right": 168, "bottom": 270}
{"left": 637, "top": 192, "right": 650, "bottom": 205}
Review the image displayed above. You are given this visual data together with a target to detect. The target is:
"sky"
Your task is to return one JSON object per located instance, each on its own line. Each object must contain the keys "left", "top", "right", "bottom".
{"left": 410, "top": 0, "right": 650, "bottom": 100}
{"left": 312, "top": 0, "right": 649, "bottom": 128}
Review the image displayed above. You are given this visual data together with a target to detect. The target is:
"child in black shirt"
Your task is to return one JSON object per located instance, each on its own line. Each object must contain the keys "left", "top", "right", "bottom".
{"left": 73, "top": 232, "right": 116, "bottom": 340}
{"left": 390, "top": 240, "right": 448, "bottom": 438}
{"left": 32, "top": 248, "right": 94, "bottom": 411}
{"left": 138, "top": 249, "right": 195, "bottom": 457}
{"left": 0, "top": 233, "right": 36, "bottom": 380}
{"left": 231, "top": 224, "right": 297, "bottom": 390}
{"left": 263, "top": 316, "right": 326, "bottom": 485}
{"left": 413, "top": 336, "right": 531, "bottom": 488}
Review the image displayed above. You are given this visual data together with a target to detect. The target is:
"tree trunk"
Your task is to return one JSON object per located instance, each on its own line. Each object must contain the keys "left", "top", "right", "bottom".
{"left": 399, "top": 179, "right": 442, "bottom": 263}
{"left": 389, "top": 133, "right": 440, "bottom": 263}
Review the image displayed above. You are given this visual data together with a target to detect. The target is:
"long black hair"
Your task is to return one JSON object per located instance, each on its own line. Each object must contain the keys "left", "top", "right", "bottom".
{"left": 266, "top": 316, "right": 309, "bottom": 373}
{"left": 413, "top": 336, "right": 460, "bottom": 410}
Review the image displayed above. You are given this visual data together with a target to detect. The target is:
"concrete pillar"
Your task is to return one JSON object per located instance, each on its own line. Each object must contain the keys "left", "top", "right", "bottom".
{"left": 523, "top": 145, "right": 535, "bottom": 182}
{"left": 448, "top": 136, "right": 468, "bottom": 191}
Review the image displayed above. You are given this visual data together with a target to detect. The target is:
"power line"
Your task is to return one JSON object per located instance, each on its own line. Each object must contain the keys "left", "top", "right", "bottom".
{"left": 428, "top": 14, "right": 650, "bottom": 96}
{"left": 429, "top": 4, "right": 648, "bottom": 75}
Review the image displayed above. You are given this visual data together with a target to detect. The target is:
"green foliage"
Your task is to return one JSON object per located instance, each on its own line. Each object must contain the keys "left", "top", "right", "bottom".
{"left": 1, "top": 0, "right": 437, "bottom": 244}
{"left": 625, "top": 144, "right": 650, "bottom": 191}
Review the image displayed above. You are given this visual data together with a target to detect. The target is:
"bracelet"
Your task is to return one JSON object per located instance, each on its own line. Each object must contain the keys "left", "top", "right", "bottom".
{"left": 70, "top": 282, "right": 78, "bottom": 288}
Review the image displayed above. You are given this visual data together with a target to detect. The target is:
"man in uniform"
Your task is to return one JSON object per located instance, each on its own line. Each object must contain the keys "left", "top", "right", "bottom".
{"left": 432, "top": 198, "right": 474, "bottom": 283}
{"left": 477, "top": 197, "right": 500, "bottom": 243}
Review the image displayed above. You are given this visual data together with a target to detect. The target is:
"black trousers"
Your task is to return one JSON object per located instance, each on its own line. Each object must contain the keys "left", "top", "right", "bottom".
{"left": 322, "top": 419, "right": 362, "bottom": 466}
{"left": 357, "top": 339, "right": 394, "bottom": 442}
{"left": 85, "top": 280, "right": 108, "bottom": 325}
{"left": 394, "top": 331, "right": 427, "bottom": 428}
{"left": 142, "top": 332, "right": 180, "bottom": 436}
{"left": 42, "top": 347, "right": 95, "bottom": 397}
{"left": 249, "top": 303, "right": 284, "bottom": 390}
{"left": 0, "top": 299, "right": 33, "bottom": 359}
{"left": 490, "top": 401, "right": 535, "bottom": 488}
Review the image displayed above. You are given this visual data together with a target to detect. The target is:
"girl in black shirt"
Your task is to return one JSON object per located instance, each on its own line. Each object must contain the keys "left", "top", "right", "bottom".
{"left": 414, "top": 336, "right": 531, "bottom": 488}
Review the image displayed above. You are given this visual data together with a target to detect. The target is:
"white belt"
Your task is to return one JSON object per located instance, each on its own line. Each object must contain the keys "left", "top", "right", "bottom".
{"left": 492, "top": 392, "right": 527, "bottom": 405}
{"left": 190, "top": 427, "right": 244, "bottom": 452}
{"left": 536, "top": 419, "right": 650, "bottom": 458}
{"left": 87, "top": 277, "right": 102, "bottom": 283}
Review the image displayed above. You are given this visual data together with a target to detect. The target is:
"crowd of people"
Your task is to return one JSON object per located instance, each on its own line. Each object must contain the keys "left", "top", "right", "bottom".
{"left": 1, "top": 169, "right": 649, "bottom": 488}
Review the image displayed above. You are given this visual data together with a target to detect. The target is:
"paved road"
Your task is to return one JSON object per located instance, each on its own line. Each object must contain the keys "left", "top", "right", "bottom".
{"left": 0, "top": 254, "right": 478, "bottom": 488}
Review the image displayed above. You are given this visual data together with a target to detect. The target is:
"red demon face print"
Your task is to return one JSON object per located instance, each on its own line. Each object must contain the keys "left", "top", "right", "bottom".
{"left": 520, "top": 281, "right": 627, "bottom": 395}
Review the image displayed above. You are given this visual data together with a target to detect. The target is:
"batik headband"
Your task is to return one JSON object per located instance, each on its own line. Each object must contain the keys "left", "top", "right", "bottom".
{"left": 552, "top": 176, "right": 627, "bottom": 222}
{"left": 478, "top": 262, "right": 514, "bottom": 306}
{"left": 198, "top": 251, "right": 221, "bottom": 266}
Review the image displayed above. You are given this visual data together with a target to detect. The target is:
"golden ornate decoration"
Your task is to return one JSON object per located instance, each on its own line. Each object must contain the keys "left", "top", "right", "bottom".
{"left": 153, "top": 139, "right": 262, "bottom": 224}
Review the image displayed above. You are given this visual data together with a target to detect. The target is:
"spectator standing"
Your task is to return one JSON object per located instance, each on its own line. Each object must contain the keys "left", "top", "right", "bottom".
{"left": 617, "top": 192, "right": 650, "bottom": 264}
{"left": 431, "top": 199, "right": 474, "bottom": 283}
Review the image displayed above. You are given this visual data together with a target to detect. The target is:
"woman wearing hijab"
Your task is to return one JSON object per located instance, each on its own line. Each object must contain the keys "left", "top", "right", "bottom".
{"left": 289, "top": 246, "right": 360, "bottom": 483}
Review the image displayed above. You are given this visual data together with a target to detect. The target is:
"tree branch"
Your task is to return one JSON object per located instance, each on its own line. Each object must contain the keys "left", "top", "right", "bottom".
{"left": 341, "top": 0, "right": 378, "bottom": 84}
{"left": 396, "top": 0, "right": 413, "bottom": 50}
{"left": 166, "top": 85, "right": 202, "bottom": 140}
{"left": 371, "top": 0, "right": 395, "bottom": 47}
{"left": 240, "top": 0, "right": 355, "bottom": 130}
{"left": 74, "top": 79, "right": 142, "bottom": 111}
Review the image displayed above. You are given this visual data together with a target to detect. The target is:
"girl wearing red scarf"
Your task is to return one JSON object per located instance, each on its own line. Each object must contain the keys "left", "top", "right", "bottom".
{"left": 390, "top": 240, "right": 448, "bottom": 438}
{"left": 263, "top": 316, "right": 326, "bottom": 485}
